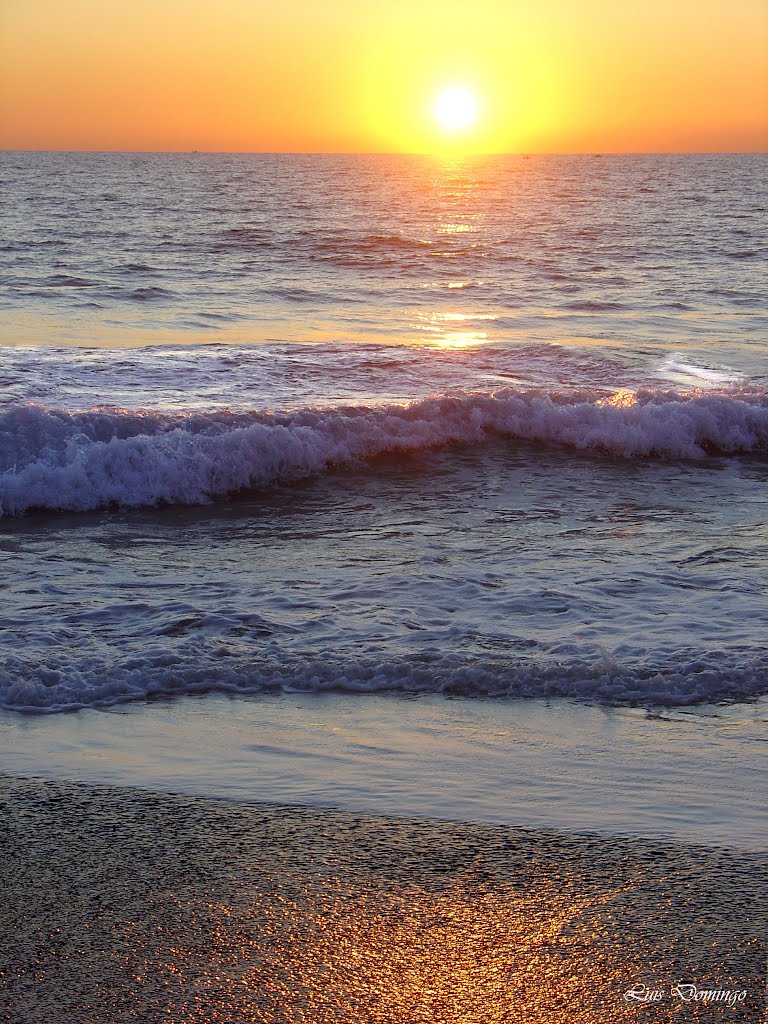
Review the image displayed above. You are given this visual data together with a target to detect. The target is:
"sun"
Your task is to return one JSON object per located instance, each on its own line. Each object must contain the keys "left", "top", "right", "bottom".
{"left": 433, "top": 86, "right": 479, "bottom": 133}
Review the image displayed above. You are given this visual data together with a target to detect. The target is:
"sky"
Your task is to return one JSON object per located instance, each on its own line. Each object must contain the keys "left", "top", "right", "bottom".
{"left": 1, "top": 0, "right": 766, "bottom": 153}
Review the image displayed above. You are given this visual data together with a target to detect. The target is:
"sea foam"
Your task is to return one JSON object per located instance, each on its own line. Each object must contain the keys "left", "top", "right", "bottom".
{"left": 1, "top": 388, "right": 766, "bottom": 516}
{"left": 2, "top": 642, "right": 766, "bottom": 713}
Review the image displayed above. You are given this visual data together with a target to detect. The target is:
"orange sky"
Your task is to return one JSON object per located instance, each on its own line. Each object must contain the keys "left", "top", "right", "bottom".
{"left": 1, "top": 0, "right": 766, "bottom": 152}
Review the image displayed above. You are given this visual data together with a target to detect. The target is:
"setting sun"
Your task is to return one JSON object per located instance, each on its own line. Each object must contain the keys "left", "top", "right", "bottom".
{"left": 433, "top": 86, "right": 479, "bottom": 133}
{"left": 1, "top": 0, "right": 765, "bottom": 152}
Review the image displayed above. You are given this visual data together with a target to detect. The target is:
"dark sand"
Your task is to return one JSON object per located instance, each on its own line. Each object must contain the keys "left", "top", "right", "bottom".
{"left": 0, "top": 775, "right": 765, "bottom": 1023}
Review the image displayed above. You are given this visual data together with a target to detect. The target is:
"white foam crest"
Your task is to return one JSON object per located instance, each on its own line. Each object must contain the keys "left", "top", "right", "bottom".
{"left": 1, "top": 644, "right": 765, "bottom": 713}
{"left": 1, "top": 389, "right": 766, "bottom": 516}
{"left": 656, "top": 353, "right": 746, "bottom": 387}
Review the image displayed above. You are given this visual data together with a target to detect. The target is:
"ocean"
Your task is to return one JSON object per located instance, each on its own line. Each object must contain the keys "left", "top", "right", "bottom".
{"left": 0, "top": 152, "right": 766, "bottom": 845}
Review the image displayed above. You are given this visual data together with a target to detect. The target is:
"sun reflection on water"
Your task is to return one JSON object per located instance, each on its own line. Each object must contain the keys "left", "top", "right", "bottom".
{"left": 597, "top": 388, "right": 638, "bottom": 408}
{"left": 417, "top": 310, "right": 495, "bottom": 349}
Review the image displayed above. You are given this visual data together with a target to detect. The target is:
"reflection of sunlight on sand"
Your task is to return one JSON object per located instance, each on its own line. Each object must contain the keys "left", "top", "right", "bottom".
{"left": 7, "top": 773, "right": 765, "bottom": 1022}
{"left": 226, "top": 879, "right": 636, "bottom": 1022}
{"left": 114, "top": 830, "right": 647, "bottom": 1023}
{"left": 93, "top": 792, "right": 763, "bottom": 1023}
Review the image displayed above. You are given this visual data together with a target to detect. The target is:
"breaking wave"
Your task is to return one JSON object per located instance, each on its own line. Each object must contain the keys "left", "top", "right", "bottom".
{"left": 2, "top": 643, "right": 766, "bottom": 713}
{"left": 1, "top": 388, "right": 766, "bottom": 516}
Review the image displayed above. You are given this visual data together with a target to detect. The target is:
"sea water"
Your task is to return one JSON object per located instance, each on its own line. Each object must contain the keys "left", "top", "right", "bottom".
{"left": 0, "top": 153, "right": 766, "bottom": 844}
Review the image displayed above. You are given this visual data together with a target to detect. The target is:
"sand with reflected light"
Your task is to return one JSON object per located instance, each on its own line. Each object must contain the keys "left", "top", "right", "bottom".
{"left": 1, "top": 776, "right": 765, "bottom": 1023}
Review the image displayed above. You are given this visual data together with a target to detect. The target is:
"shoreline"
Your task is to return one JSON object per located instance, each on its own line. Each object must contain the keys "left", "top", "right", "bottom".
{"left": 2, "top": 693, "right": 765, "bottom": 850}
{"left": 1, "top": 774, "right": 765, "bottom": 1023}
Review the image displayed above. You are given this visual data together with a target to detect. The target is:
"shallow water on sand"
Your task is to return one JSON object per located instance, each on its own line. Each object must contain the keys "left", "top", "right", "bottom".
{"left": 1, "top": 692, "right": 765, "bottom": 848}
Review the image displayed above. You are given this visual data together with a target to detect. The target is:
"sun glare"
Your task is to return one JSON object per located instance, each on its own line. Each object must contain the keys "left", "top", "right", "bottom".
{"left": 433, "top": 86, "right": 479, "bottom": 133}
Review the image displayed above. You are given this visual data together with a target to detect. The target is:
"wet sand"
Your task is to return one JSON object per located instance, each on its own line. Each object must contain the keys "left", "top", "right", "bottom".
{"left": 0, "top": 775, "right": 765, "bottom": 1023}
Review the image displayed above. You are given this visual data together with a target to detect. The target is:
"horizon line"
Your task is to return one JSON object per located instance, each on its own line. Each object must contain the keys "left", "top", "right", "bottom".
{"left": 1, "top": 148, "right": 767, "bottom": 157}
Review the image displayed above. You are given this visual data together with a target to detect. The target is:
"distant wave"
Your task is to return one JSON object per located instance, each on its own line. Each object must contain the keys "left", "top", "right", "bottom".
{"left": 2, "top": 643, "right": 766, "bottom": 713}
{"left": 1, "top": 388, "right": 766, "bottom": 516}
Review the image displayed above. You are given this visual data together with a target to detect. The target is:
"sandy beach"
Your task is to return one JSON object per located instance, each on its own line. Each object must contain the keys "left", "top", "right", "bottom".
{"left": 0, "top": 774, "right": 764, "bottom": 1023}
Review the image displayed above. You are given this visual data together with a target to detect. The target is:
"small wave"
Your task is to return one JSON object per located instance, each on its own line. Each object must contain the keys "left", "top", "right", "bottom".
{"left": 266, "top": 286, "right": 345, "bottom": 304}
{"left": 285, "top": 229, "right": 436, "bottom": 270}
{"left": 213, "top": 227, "right": 274, "bottom": 252}
{"left": 2, "top": 644, "right": 765, "bottom": 713}
{"left": 7, "top": 239, "right": 66, "bottom": 249}
{"left": 42, "top": 274, "right": 98, "bottom": 288}
{"left": 362, "top": 233, "right": 431, "bottom": 251}
{"left": 118, "top": 262, "right": 161, "bottom": 274}
{"left": 125, "top": 285, "right": 173, "bottom": 302}
{"left": 564, "top": 300, "right": 627, "bottom": 312}
{"left": 0, "top": 388, "right": 765, "bottom": 516}
{"left": 195, "top": 310, "right": 248, "bottom": 323}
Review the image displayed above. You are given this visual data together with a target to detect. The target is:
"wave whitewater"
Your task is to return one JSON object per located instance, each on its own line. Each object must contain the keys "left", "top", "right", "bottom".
{"left": 2, "top": 643, "right": 766, "bottom": 713}
{"left": 1, "top": 388, "right": 766, "bottom": 516}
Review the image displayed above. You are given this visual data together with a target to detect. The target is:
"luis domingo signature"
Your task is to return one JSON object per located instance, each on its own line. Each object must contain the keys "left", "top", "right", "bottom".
{"left": 624, "top": 983, "right": 748, "bottom": 1006}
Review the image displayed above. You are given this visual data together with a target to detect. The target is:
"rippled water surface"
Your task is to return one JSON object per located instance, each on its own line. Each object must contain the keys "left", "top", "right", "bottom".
{"left": 1, "top": 152, "right": 766, "bottom": 361}
{"left": 0, "top": 153, "right": 766, "bottom": 729}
